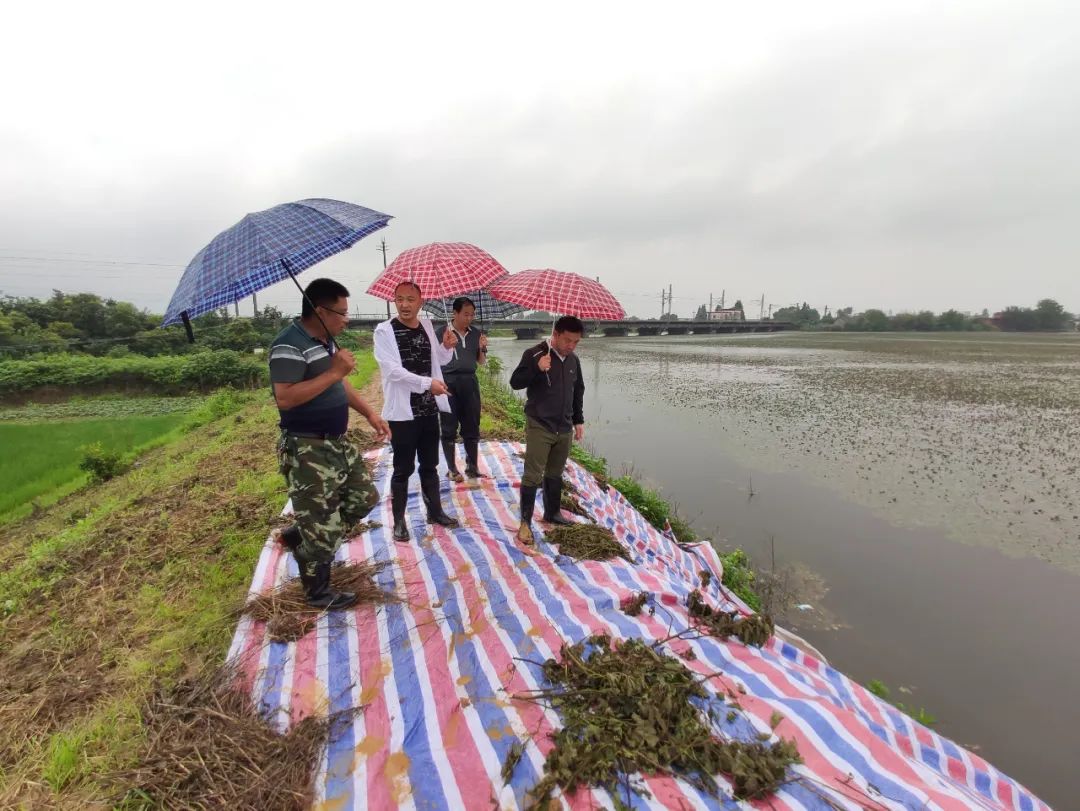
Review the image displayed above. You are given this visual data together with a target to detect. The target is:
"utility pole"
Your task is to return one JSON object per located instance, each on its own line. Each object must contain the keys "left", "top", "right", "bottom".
{"left": 252, "top": 290, "right": 258, "bottom": 317}
{"left": 720, "top": 289, "right": 725, "bottom": 309}
{"left": 377, "top": 238, "right": 390, "bottom": 318}
{"left": 760, "top": 292, "right": 765, "bottom": 320}
{"left": 660, "top": 289, "right": 666, "bottom": 318}
{"left": 709, "top": 293, "right": 713, "bottom": 312}
{"left": 668, "top": 284, "right": 673, "bottom": 318}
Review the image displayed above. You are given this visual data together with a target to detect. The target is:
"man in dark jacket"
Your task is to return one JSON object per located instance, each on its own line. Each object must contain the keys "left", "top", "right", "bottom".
{"left": 509, "top": 315, "right": 585, "bottom": 544}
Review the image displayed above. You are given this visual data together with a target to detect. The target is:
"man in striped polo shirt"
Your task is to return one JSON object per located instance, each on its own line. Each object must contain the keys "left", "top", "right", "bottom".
{"left": 269, "top": 278, "right": 390, "bottom": 609}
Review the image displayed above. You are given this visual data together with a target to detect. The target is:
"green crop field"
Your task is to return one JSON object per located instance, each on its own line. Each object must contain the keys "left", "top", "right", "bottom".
{"left": 0, "top": 415, "right": 188, "bottom": 521}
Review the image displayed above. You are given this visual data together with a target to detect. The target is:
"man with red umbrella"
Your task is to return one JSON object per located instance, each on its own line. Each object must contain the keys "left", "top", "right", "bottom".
{"left": 374, "top": 281, "right": 462, "bottom": 542}
{"left": 509, "top": 315, "right": 586, "bottom": 544}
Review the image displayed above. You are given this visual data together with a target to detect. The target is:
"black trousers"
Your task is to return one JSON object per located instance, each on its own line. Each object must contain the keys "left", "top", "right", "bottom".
{"left": 389, "top": 415, "right": 441, "bottom": 490}
{"left": 440, "top": 372, "right": 481, "bottom": 442}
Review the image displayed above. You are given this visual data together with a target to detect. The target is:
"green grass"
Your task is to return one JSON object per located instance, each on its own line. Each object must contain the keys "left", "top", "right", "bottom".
{"left": 0, "top": 415, "right": 186, "bottom": 521}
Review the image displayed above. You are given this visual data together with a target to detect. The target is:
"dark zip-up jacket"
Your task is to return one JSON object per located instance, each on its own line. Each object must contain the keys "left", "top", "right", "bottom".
{"left": 509, "top": 340, "right": 584, "bottom": 434}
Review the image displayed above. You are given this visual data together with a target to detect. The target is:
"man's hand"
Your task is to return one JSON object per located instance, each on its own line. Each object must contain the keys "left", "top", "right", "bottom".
{"left": 431, "top": 379, "right": 449, "bottom": 396}
{"left": 479, "top": 333, "right": 488, "bottom": 352}
{"left": 367, "top": 414, "right": 391, "bottom": 442}
{"left": 574, "top": 424, "right": 585, "bottom": 442}
{"left": 537, "top": 351, "right": 552, "bottom": 372}
{"left": 442, "top": 329, "right": 458, "bottom": 349}
{"left": 331, "top": 348, "right": 356, "bottom": 378}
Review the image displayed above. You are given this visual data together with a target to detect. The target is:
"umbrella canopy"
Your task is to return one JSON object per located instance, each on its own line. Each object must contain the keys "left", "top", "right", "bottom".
{"left": 163, "top": 198, "right": 391, "bottom": 327}
{"left": 421, "top": 289, "right": 524, "bottom": 322}
{"left": 366, "top": 242, "right": 507, "bottom": 302}
{"left": 487, "top": 269, "right": 625, "bottom": 320}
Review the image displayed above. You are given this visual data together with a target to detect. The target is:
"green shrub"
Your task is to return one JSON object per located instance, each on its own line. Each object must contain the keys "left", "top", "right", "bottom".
{"left": 718, "top": 548, "right": 762, "bottom": 611}
{"left": 0, "top": 350, "right": 267, "bottom": 396}
{"left": 78, "top": 443, "right": 128, "bottom": 482}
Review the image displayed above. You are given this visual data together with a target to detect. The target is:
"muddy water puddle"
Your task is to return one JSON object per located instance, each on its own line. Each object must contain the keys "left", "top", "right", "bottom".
{"left": 491, "top": 332, "right": 1080, "bottom": 806}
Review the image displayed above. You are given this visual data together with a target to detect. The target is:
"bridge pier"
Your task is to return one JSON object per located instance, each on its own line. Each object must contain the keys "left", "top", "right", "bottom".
{"left": 603, "top": 327, "right": 628, "bottom": 337}
{"left": 665, "top": 326, "right": 689, "bottom": 335}
{"left": 514, "top": 328, "right": 541, "bottom": 340}
{"left": 636, "top": 326, "right": 660, "bottom": 336}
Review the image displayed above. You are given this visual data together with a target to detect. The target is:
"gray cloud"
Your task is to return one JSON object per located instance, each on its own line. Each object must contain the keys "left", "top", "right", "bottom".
{"left": 2, "top": 2, "right": 1078, "bottom": 317}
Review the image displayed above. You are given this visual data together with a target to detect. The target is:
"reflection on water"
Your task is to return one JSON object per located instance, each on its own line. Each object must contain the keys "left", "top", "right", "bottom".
{"left": 489, "top": 334, "right": 1080, "bottom": 807}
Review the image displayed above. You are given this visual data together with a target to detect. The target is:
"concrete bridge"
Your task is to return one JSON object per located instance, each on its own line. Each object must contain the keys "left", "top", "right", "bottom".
{"left": 347, "top": 316, "right": 795, "bottom": 339}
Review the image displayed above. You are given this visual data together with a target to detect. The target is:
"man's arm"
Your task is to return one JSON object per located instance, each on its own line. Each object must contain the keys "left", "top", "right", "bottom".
{"left": 572, "top": 356, "right": 585, "bottom": 437}
{"left": 509, "top": 348, "right": 541, "bottom": 390}
{"left": 344, "top": 379, "right": 390, "bottom": 441}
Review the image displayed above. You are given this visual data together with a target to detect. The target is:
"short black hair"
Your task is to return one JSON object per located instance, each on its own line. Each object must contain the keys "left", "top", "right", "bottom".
{"left": 394, "top": 280, "right": 422, "bottom": 297}
{"left": 302, "top": 278, "right": 350, "bottom": 318}
{"left": 452, "top": 296, "right": 475, "bottom": 313}
{"left": 554, "top": 315, "right": 584, "bottom": 334}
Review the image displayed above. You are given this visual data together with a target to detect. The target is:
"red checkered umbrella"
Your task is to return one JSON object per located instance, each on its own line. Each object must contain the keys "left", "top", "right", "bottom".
{"left": 366, "top": 242, "right": 508, "bottom": 302}
{"left": 487, "top": 269, "right": 625, "bottom": 320}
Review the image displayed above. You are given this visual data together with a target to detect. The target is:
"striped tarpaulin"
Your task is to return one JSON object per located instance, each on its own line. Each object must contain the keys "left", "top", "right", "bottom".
{"left": 227, "top": 442, "right": 1049, "bottom": 810}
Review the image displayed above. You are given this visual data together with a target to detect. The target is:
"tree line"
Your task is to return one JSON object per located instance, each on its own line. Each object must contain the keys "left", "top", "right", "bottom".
{"left": 694, "top": 298, "right": 1074, "bottom": 332}
{"left": 0, "top": 291, "right": 291, "bottom": 357}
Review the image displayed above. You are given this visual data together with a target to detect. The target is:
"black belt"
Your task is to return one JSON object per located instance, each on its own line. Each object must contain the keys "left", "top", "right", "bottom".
{"left": 444, "top": 370, "right": 476, "bottom": 376}
{"left": 288, "top": 430, "right": 346, "bottom": 440}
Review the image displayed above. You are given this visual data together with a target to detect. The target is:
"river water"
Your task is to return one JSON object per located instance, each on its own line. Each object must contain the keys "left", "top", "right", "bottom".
{"left": 489, "top": 332, "right": 1080, "bottom": 808}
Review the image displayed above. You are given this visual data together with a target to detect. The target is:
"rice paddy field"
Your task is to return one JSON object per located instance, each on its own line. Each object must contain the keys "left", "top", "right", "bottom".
{"left": 0, "top": 397, "right": 201, "bottom": 523}
{"left": 621, "top": 331, "right": 1080, "bottom": 569}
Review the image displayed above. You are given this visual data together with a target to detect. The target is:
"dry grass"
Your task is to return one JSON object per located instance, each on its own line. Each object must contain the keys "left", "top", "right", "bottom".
{"left": 239, "top": 559, "right": 399, "bottom": 642}
{"left": 546, "top": 523, "right": 631, "bottom": 562}
{"left": 106, "top": 665, "right": 355, "bottom": 811}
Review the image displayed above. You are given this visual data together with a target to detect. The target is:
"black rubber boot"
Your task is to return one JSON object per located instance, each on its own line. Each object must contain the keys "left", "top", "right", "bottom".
{"left": 442, "top": 439, "right": 462, "bottom": 481}
{"left": 307, "top": 562, "right": 358, "bottom": 610}
{"left": 421, "top": 475, "right": 460, "bottom": 528}
{"left": 517, "top": 484, "right": 537, "bottom": 544}
{"left": 463, "top": 438, "right": 486, "bottom": 478}
{"left": 278, "top": 524, "right": 302, "bottom": 550}
{"left": 296, "top": 555, "right": 357, "bottom": 610}
{"left": 543, "top": 477, "right": 573, "bottom": 525}
{"left": 391, "top": 481, "right": 410, "bottom": 542}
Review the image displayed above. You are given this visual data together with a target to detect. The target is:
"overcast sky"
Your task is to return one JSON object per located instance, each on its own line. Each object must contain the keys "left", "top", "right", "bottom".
{"left": 1, "top": 0, "right": 1077, "bottom": 318}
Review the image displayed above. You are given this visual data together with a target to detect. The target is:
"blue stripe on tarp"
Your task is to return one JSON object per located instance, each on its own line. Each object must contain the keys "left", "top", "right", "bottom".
{"left": 434, "top": 523, "right": 547, "bottom": 807}
{"left": 376, "top": 536, "right": 452, "bottom": 811}
{"left": 324, "top": 609, "right": 357, "bottom": 807}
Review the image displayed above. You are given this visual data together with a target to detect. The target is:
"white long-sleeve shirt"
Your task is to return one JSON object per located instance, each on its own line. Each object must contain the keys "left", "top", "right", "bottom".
{"left": 373, "top": 317, "right": 453, "bottom": 421}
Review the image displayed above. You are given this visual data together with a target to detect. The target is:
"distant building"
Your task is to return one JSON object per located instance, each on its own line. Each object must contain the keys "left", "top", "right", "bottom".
{"left": 708, "top": 307, "right": 744, "bottom": 322}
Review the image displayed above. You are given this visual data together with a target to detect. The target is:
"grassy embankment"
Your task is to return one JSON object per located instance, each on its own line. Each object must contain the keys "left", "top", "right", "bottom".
{"left": 0, "top": 353, "right": 377, "bottom": 807}
{"left": 0, "top": 346, "right": 757, "bottom": 806}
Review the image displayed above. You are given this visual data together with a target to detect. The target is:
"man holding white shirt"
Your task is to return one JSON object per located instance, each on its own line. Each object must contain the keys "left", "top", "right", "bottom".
{"left": 374, "top": 281, "right": 461, "bottom": 542}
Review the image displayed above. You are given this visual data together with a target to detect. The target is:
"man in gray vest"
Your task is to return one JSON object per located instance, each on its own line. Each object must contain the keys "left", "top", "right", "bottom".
{"left": 269, "top": 278, "right": 390, "bottom": 609}
{"left": 435, "top": 296, "right": 489, "bottom": 481}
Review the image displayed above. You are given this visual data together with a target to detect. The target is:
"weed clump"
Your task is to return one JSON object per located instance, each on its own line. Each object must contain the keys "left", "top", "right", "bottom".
{"left": 687, "top": 591, "right": 774, "bottom": 648}
{"left": 240, "top": 560, "right": 398, "bottom": 642}
{"left": 546, "top": 524, "right": 631, "bottom": 562}
{"left": 516, "top": 634, "right": 800, "bottom": 807}
{"left": 621, "top": 591, "right": 649, "bottom": 616}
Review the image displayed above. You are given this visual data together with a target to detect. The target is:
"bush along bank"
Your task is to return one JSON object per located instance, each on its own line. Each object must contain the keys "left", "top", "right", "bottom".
{"left": 0, "top": 350, "right": 267, "bottom": 399}
{"left": 478, "top": 358, "right": 763, "bottom": 609}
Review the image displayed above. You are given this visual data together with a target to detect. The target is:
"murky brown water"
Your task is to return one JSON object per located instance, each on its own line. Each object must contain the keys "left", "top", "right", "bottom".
{"left": 491, "top": 332, "right": 1080, "bottom": 808}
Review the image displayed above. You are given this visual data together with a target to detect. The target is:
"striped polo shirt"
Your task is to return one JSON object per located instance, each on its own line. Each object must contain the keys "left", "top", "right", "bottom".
{"left": 268, "top": 320, "right": 349, "bottom": 435}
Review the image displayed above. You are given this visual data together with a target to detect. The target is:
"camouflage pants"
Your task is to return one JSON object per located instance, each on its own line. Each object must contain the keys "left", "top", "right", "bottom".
{"left": 277, "top": 431, "right": 379, "bottom": 574}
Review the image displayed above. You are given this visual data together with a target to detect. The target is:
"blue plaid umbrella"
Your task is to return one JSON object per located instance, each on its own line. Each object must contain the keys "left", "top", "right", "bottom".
{"left": 162, "top": 198, "right": 391, "bottom": 330}
{"left": 421, "top": 289, "right": 524, "bottom": 325}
